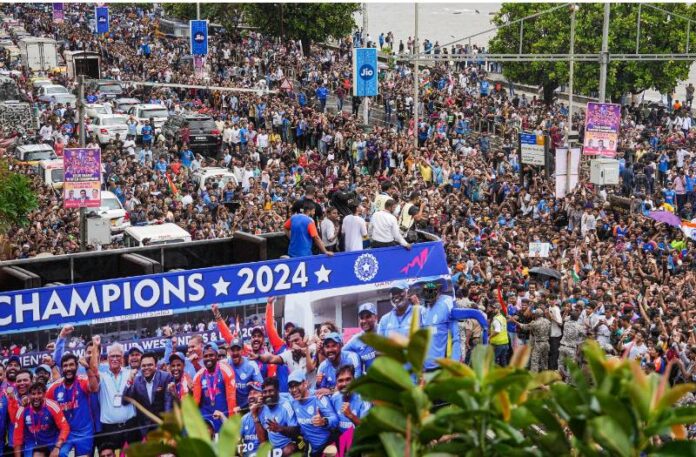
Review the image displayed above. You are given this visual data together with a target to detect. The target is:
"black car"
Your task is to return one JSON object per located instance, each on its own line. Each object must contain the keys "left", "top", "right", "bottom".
{"left": 161, "top": 113, "right": 222, "bottom": 156}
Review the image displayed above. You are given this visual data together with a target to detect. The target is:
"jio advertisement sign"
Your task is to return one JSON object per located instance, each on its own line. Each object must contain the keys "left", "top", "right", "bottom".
{"left": 353, "top": 48, "right": 378, "bottom": 97}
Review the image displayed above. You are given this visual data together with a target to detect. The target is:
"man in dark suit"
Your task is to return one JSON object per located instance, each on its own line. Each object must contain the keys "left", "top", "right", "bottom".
{"left": 124, "top": 352, "right": 174, "bottom": 438}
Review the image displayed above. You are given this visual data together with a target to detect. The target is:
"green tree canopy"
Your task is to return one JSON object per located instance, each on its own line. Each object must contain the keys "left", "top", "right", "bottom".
{"left": 0, "top": 161, "right": 37, "bottom": 234}
{"left": 489, "top": 3, "right": 696, "bottom": 103}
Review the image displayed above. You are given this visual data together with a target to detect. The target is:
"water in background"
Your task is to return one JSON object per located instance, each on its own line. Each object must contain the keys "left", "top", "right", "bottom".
{"left": 359, "top": 2, "right": 695, "bottom": 104}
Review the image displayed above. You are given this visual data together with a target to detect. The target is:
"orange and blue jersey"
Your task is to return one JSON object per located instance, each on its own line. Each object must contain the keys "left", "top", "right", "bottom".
{"left": 192, "top": 362, "right": 237, "bottom": 432}
{"left": 46, "top": 376, "right": 94, "bottom": 436}
{"left": 0, "top": 392, "right": 8, "bottom": 455}
{"left": 13, "top": 399, "right": 70, "bottom": 453}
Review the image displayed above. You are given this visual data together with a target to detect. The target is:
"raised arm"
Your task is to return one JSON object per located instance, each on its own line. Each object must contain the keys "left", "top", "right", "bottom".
{"left": 265, "top": 298, "right": 285, "bottom": 352}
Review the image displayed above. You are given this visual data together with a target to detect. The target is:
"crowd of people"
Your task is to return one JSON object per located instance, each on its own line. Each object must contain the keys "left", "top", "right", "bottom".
{"left": 1, "top": 2, "right": 696, "bottom": 454}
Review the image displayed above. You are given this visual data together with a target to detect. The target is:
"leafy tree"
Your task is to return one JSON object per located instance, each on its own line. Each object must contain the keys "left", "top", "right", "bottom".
{"left": 352, "top": 329, "right": 696, "bottom": 456}
{"left": 244, "top": 3, "right": 360, "bottom": 56}
{"left": 0, "top": 160, "right": 38, "bottom": 235}
{"left": 162, "top": 3, "right": 245, "bottom": 35}
{"left": 489, "top": 3, "right": 696, "bottom": 103}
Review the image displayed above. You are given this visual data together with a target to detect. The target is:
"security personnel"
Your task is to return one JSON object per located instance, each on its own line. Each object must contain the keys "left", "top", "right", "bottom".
{"left": 490, "top": 303, "right": 509, "bottom": 366}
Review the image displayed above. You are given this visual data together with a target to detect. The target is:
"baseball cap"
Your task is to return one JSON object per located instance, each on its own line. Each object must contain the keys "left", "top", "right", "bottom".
{"left": 7, "top": 355, "right": 21, "bottom": 365}
{"left": 250, "top": 326, "right": 265, "bottom": 336}
{"left": 390, "top": 281, "right": 410, "bottom": 293}
{"left": 358, "top": 302, "right": 377, "bottom": 316}
{"left": 34, "top": 364, "right": 51, "bottom": 375}
{"left": 169, "top": 352, "right": 186, "bottom": 363}
{"left": 323, "top": 332, "right": 342, "bottom": 344}
{"left": 288, "top": 369, "right": 306, "bottom": 385}
{"left": 204, "top": 342, "right": 219, "bottom": 352}
{"left": 230, "top": 338, "right": 244, "bottom": 349}
{"left": 127, "top": 344, "right": 144, "bottom": 355}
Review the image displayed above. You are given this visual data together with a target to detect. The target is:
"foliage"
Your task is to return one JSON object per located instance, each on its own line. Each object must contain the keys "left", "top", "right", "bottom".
{"left": 162, "top": 3, "right": 245, "bottom": 34}
{"left": 489, "top": 3, "right": 696, "bottom": 103}
{"left": 244, "top": 3, "right": 360, "bottom": 55}
{"left": 128, "top": 395, "right": 273, "bottom": 457}
{"left": 0, "top": 160, "right": 38, "bottom": 234}
{"left": 351, "top": 330, "right": 696, "bottom": 457}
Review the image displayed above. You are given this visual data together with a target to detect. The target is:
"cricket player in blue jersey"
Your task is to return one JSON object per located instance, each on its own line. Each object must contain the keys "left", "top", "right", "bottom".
{"left": 377, "top": 281, "right": 417, "bottom": 338}
{"left": 240, "top": 385, "right": 263, "bottom": 457}
{"left": 257, "top": 377, "right": 299, "bottom": 455}
{"left": 315, "top": 333, "right": 361, "bottom": 396}
{"left": 288, "top": 370, "right": 338, "bottom": 457}
{"left": 343, "top": 303, "right": 378, "bottom": 373}
{"left": 416, "top": 281, "right": 462, "bottom": 370}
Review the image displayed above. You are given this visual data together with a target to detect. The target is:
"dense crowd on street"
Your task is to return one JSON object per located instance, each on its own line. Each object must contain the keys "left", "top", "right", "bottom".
{"left": 1, "top": 3, "right": 696, "bottom": 456}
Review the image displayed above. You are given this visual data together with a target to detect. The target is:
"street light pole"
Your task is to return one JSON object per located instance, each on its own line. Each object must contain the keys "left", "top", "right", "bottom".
{"left": 78, "top": 75, "right": 87, "bottom": 252}
{"left": 362, "top": 3, "right": 369, "bottom": 125}
{"left": 413, "top": 2, "right": 419, "bottom": 149}
{"left": 599, "top": 2, "right": 610, "bottom": 102}
{"left": 566, "top": 4, "right": 577, "bottom": 147}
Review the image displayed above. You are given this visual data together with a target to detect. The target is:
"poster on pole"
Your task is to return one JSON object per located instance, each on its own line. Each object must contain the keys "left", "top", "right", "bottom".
{"left": 353, "top": 48, "right": 378, "bottom": 97}
{"left": 582, "top": 102, "right": 621, "bottom": 157}
{"left": 63, "top": 148, "right": 101, "bottom": 209}
{"left": 519, "top": 133, "right": 545, "bottom": 166}
{"left": 52, "top": 3, "right": 64, "bottom": 24}
{"left": 528, "top": 242, "right": 551, "bottom": 258}
{"left": 95, "top": 6, "right": 109, "bottom": 34}
{"left": 190, "top": 20, "right": 209, "bottom": 56}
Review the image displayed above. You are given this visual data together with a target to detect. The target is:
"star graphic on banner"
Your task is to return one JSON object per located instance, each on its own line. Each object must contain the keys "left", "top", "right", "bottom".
{"left": 212, "top": 276, "right": 231, "bottom": 296}
{"left": 362, "top": 263, "right": 371, "bottom": 273}
{"left": 314, "top": 265, "right": 332, "bottom": 284}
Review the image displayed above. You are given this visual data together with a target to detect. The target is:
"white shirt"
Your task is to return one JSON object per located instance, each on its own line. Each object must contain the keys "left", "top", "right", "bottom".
{"left": 320, "top": 218, "right": 336, "bottom": 247}
{"left": 549, "top": 305, "right": 563, "bottom": 338}
{"left": 369, "top": 210, "right": 408, "bottom": 246}
{"left": 342, "top": 214, "right": 367, "bottom": 252}
{"left": 145, "top": 376, "right": 155, "bottom": 403}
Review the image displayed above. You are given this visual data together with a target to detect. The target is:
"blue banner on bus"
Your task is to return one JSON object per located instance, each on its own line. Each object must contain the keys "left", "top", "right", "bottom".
{"left": 0, "top": 242, "right": 448, "bottom": 334}
{"left": 353, "top": 48, "right": 378, "bottom": 97}
{"left": 95, "top": 6, "right": 109, "bottom": 34}
{"left": 190, "top": 20, "right": 208, "bottom": 56}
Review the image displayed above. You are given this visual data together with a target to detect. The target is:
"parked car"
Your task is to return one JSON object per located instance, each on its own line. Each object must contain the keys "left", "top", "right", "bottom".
{"left": 92, "top": 114, "right": 128, "bottom": 145}
{"left": 14, "top": 143, "right": 56, "bottom": 167}
{"left": 191, "top": 167, "right": 239, "bottom": 192}
{"left": 84, "top": 103, "right": 113, "bottom": 119}
{"left": 112, "top": 97, "right": 140, "bottom": 114}
{"left": 96, "top": 81, "right": 123, "bottom": 100}
{"left": 37, "top": 84, "right": 76, "bottom": 105}
{"left": 127, "top": 103, "right": 169, "bottom": 136}
{"left": 162, "top": 113, "right": 222, "bottom": 156}
{"left": 89, "top": 190, "right": 130, "bottom": 235}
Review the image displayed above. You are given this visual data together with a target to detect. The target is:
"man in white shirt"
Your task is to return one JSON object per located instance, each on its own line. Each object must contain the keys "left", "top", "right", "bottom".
{"left": 320, "top": 207, "right": 339, "bottom": 252}
{"left": 256, "top": 128, "right": 269, "bottom": 150}
{"left": 546, "top": 300, "right": 563, "bottom": 370}
{"left": 342, "top": 204, "right": 367, "bottom": 252}
{"left": 369, "top": 199, "right": 411, "bottom": 249}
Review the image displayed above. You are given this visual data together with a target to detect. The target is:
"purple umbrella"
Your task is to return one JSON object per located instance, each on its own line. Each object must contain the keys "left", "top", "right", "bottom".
{"left": 648, "top": 211, "right": 682, "bottom": 228}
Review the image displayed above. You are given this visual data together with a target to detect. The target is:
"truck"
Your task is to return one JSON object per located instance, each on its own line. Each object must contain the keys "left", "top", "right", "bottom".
{"left": 18, "top": 37, "right": 58, "bottom": 72}
{"left": 64, "top": 50, "right": 101, "bottom": 80}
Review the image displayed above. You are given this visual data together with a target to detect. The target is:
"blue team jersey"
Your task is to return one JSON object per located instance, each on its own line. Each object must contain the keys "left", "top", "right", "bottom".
{"left": 230, "top": 358, "right": 264, "bottom": 409}
{"left": 317, "top": 352, "right": 362, "bottom": 389}
{"left": 420, "top": 295, "right": 461, "bottom": 370}
{"left": 291, "top": 395, "right": 338, "bottom": 449}
{"left": 343, "top": 331, "right": 376, "bottom": 372}
{"left": 240, "top": 412, "right": 261, "bottom": 457}
{"left": 46, "top": 376, "right": 94, "bottom": 435}
{"left": 377, "top": 305, "right": 414, "bottom": 339}
{"left": 259, "top": 400, "right": 297, "bottom": 449}
{"left": 330, "top": 392, "right": 371, "bottom": 433}
{"left": 0, "top": 393, "right": 7, "bottom": 454}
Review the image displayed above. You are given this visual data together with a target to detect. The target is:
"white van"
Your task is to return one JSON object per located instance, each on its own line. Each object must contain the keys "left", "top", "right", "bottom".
{"left": 123, "top": 223, "right": 192, "bottom": 248}
{"left": 127, "top": 103, "right": 170, "bottom": 135}
{"left": 38, "top": 158, "right": 64, "bottom": 189}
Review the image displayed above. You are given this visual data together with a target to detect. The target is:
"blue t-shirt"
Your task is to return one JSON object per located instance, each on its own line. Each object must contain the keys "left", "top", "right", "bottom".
{"left": 316, "top": 352, "right": 362, "bottom": 389}
{"left": 330, "top": 392, "right": 371, "bottom": 433}
{"left": 259, "top": 400, "right": 297, "bottom": 449}
{"left": 451, "top": 173, "right": 463, "bottom": 189}
{"left": 344, "top": 331, "right": 376, "bottom": 373}
{"left": 291, "top": 395, "right": 338, "bottom": 449}
{"left": 287, "top": 214, "right": 315, "bottom": 258}
{"left": 420, "top": 295, "right": 461, "bottom": 371}
{"left": 239, "top": 412, "right": 261, "bottom": 457}
{"left": 230, "top": 358, "right": 264, "bottom": 409}
{"left": 141, "top": 124, "right": 153, "bottom": 141}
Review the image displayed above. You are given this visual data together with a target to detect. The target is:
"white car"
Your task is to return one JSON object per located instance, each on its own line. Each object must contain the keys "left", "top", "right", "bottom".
{"left": 92, "top": 114, "right": 128, "bottom": 144}
{"left": 127, "top": 103, "right": 170, "bottom": 135}
{"left": 89, "top": 190, "right": 131, "bottom": 235}
{"left": 85, "top": 103, "right": 113, "bottom": 119}
{"left": 112, "top": 97, "right": 141, "bottom": 114}
{"left": 37, "top": 84, "right": 76, "bottom": 105}
{"left": 191, "top": 167, "right": 239, "bottom": 192}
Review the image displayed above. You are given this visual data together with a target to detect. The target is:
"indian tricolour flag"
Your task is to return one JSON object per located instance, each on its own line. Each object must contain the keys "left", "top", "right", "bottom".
{"left": 681, "top": 219, "right": 696, "bottom": 240}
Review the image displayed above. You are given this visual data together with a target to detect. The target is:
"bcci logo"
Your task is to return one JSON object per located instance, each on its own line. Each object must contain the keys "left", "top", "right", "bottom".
{"left": 194, "top": 32, "right": 206, "bottom": 43}
{"left": 98, "top": 16, "right": 107, "bottom": 23}
{"left": 359, "top": 64, "right": 374, "bottom": 81}
{"left": 354, "top": 253, "right": 379, "bottom": 282}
